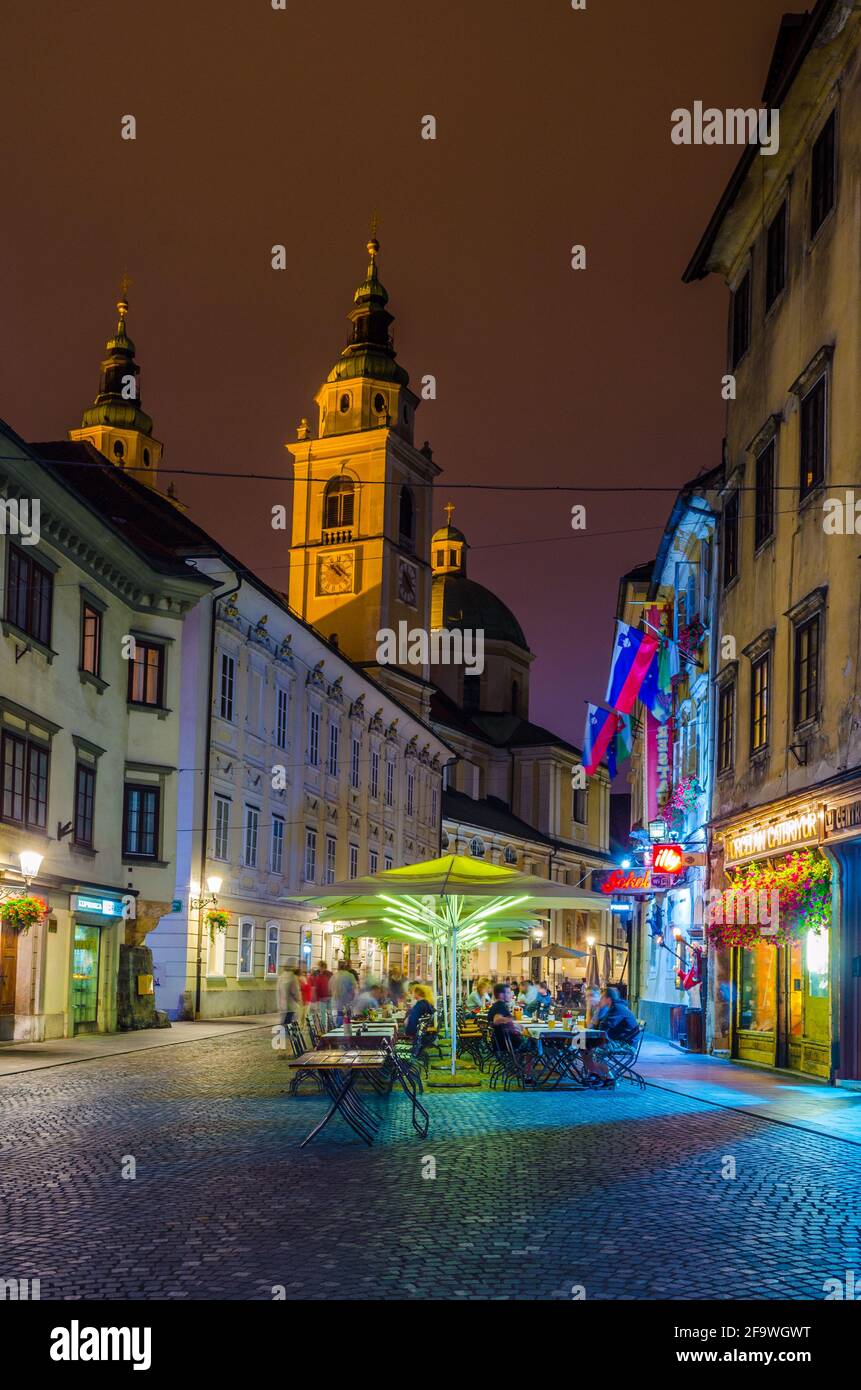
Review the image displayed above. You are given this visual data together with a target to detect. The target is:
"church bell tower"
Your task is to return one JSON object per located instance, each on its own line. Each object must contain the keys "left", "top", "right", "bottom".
{"left": 287, "top": 233, "right": 440, "bottom": 716}
{"left": 70, "top": 281, "right": 165, "bottom": 489}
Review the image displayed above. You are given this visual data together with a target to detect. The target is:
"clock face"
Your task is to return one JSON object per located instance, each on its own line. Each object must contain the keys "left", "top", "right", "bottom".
{"left": 397, "top": 559, "right": 418, "bottom": 607}
{"left": 318, "top": 551, "right": 355, "bottom": 595}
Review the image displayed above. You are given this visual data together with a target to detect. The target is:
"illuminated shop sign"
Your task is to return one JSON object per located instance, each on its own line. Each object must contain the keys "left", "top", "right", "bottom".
{"left": 72, "top": 894, "right": 124, "bottom": 917}
{"left": 652, "top": 844, "right": 684, "bottom": 874}
{"left": 595, "top": 869, "right": 652, "bottom": 896}
{"left": 823, "top": 799, "right": 861, "bottom": 842}
{"left": 725, "top": 809, "right": 819, "bottom": 865}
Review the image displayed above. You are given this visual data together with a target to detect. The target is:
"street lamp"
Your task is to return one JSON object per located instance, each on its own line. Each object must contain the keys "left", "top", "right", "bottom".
{"left": 586, "top": 934, "right": 595, "bottom": 947}
{"left": 18, "top": 850, "right": 43, "bottom": 885}
{"left": 190, "top": 875, "right": 222, "bottom": 911}
{"left": 621, "top": 858, "right": 632, "bottom": 869}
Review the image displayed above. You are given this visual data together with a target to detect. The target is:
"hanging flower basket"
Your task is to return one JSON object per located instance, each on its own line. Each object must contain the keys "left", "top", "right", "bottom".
{"left": 661, "top": 776, "right": 703, "bottom": 833}
{"left": 705, "top": 849, "right": 832, "bottom": 949}
{"left": 205, "top": 909, "right": 230, "bottom": 938}
{"left": 678, "top": 617, "right": 705, "bottom": 658}
{"left": 1, "top": 895, "right": 48, "bottom": 935}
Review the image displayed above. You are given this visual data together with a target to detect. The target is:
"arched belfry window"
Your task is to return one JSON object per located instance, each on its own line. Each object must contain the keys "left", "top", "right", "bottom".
{"left": 324, "top": 476, "right": 355, "bottom": 530}
{"left": 399, "top": 485, "right": 415, "bottom": 549}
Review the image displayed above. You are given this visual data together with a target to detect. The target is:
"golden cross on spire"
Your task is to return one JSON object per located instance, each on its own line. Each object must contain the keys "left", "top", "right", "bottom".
{"left": 370, "top": 210, "right": 379, "bottom": 241}
{"left": 444, "top": 502, "right": 455, "bottom": 526}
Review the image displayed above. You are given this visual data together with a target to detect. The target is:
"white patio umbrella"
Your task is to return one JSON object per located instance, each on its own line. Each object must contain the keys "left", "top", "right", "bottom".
{"left": 294, "top": 854, "right": 607, "bottom": 1074}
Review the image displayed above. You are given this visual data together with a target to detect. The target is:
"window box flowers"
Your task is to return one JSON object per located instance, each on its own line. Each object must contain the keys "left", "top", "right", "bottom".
{"left": 1, "top": 895, "right": 48, "bottom": 934}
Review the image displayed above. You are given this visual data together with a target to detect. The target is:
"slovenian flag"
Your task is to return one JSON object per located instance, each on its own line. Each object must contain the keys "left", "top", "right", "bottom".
{"left": 606, "top": 622, "right": 659, "bottom": 714}
{"left": 640, "top": 652, "right": 672, "bottom": 723}
{"left": 658, "top": 636, "right": 680, "bottom": 692}
{"left": 614, "top": 712, "right": 633, "bottom": 763}
{"left": 584, "top": 704, "right": 617, "bottom": 775}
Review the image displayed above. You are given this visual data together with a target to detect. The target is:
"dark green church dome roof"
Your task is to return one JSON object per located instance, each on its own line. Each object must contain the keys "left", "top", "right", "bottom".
{"left": 433, "top": 573, "right": 529, "bottom": 650}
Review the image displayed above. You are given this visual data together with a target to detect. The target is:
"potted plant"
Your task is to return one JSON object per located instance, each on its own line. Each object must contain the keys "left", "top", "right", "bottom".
{"left": 1, "top": 895, "right": 48, "bottom": 934}
{"left": 204, "top": 908, "right": 230, "bottom": 938}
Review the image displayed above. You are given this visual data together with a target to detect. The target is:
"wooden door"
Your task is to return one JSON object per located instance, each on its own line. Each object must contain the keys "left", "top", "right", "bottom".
{"left": 0, "top": 918, "right": 19, "bottom": 1040}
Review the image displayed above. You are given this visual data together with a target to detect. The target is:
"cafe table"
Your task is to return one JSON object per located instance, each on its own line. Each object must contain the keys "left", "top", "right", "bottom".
{"left": 287, "top": 1049, "right": 389, "bottom": 1146}
{"left": 515, "top": 1022, "right": 607, "bottom": 1088}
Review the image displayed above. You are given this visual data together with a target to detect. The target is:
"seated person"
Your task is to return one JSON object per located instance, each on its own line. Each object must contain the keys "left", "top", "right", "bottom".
{"left": 519, "top": 979, "right": 540, "bottom": 1013}
{"left": 487, "top": 983, "right": 532, "bottom": 1062}
{"left": 404, "top": 983, "right": 436, "bottom": 1039}
{"left": 593, "top": 987, "right": 640, "bottom": 1042}
{"left": 465, "top": 975, "right": 491, "bottom": 1013}
{"left": 532, "top": 981, "right": 553, "bottom": 1019}
{"left": 352, "top": 982, "right": 385, "bottom": 1017}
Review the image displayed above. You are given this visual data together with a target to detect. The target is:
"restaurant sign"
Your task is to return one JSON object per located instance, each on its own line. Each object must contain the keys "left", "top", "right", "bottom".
{"left": 823, "top": 797, "right": 861, "bottom": 843}
{"left": 724, "top": 808, "right": 819, "bottom": 865}
{"left": 594, "top": 868, "right": 653, "bottom": 896}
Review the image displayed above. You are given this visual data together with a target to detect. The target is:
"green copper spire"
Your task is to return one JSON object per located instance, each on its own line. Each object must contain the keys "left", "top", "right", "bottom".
{"left": 327, "top": 232, "right": 409, "bottom": 386}
{"left": 80, "top": 283, "right": 154, "bottom": 434}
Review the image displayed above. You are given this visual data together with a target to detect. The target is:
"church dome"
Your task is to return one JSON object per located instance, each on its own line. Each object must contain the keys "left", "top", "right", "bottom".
{"left": 431, "top": 522, "right": 466, "bottom": 546}
{"left": 432, "top": 572, "right": 529, "bottom": 650}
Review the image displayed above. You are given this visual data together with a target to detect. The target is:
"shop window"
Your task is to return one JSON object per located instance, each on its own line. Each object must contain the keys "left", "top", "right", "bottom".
{"left": 738, "top": 941, "right": 777, "bottom": 1032}
{"left": 6, "top": 546, "right": 53, "bottom": 646}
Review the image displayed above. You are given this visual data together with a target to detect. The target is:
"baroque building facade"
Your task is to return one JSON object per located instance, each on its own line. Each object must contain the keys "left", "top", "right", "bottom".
{"left": 0, "top": 370, "right": 212, "bottom": 1040}
{"left": 684, "top": 0, "right": 861, "bottom": 1079}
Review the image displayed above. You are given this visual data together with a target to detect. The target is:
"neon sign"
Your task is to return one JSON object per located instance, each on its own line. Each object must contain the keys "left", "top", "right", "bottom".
{"left": 652, "top": 844, "right": 684, "bottom": 874}
{"left": 597, "top": 869, "right": 652, "bottom": 895}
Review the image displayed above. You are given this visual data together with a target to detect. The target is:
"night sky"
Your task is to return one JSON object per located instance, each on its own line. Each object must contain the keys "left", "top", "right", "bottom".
{"left": 1, "top": 0, "right": 791, "bottom": 743}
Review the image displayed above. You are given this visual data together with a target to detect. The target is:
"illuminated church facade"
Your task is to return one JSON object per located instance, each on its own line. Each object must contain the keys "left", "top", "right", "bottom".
{"left": 287, "top": 238, "right": 616, "bottom": 981}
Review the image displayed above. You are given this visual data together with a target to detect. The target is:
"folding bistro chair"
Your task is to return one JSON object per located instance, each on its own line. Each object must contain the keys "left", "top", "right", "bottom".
{"left": 286, "top": 1020, "right": 324, "bottom": 1096}
{"left": 380, "top": 1038, "right": 430, "bottom": 1137}
{"left": 593, "top": 1023, "right": 646, "bottom": 1089}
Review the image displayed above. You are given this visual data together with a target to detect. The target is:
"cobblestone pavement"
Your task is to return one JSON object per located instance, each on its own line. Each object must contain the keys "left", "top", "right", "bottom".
{"left": 1, "top": 1027, "right": 859, "bottom": 1301}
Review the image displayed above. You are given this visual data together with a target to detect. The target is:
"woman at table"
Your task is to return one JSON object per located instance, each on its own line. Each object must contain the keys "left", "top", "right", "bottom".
{"left": 404, "top": 984, "right": 435, "bottom": 1039}
{"left": 465, "top": 976, "right": 491, "bottom": 1013}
